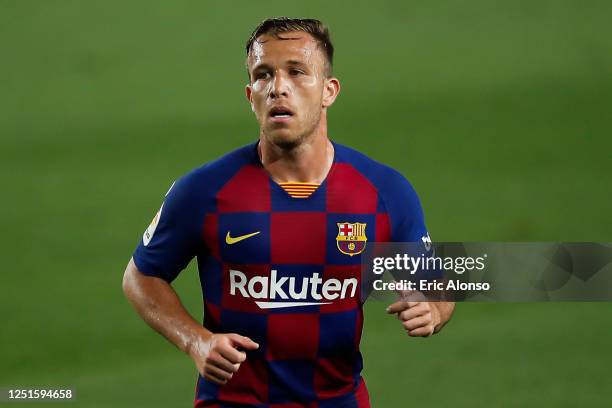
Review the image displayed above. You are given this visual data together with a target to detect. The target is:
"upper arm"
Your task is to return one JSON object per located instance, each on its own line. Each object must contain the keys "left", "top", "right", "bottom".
{"left": 381, "top": 168, "right": 439, "bottom": 279}
{"left": 122, "top": 256, "right": 172, "bottom": 297}
{"left": 131, "top": 175, "right": 204, "bottom": 283}
{"left": 122, "top": 257, "right": 148, "bottom": 291}
{"left": 381, "top": 168, "right": 429, "bottom": 244}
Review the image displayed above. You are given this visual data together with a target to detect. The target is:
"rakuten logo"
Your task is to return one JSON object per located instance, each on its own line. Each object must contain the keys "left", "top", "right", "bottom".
{"left": 229, "top": 269, "right": 358, "bottom": 309}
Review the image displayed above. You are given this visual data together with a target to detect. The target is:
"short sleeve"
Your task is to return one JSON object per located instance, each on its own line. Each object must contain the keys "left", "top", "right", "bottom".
{"left": 132, "top": 175, "right": 202, "bottom": 282}
{"left": 381, "top": 169, "right": 429, "bottom": 244}
{"left": 381, "top": 169, "right": 440, "bottom": 279}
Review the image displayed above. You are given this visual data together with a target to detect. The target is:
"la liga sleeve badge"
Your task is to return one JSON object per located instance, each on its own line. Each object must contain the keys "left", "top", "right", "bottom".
{"left": 142, "top": 203, "right": 163, "bottom": 247}
{"left": 336, "top": 222, "right": 367, "bottom": 256}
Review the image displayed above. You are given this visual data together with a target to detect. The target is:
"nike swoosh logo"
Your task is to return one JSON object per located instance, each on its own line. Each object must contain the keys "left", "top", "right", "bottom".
{"left": 225, "top": 231, "right": 260, "bottom": 245}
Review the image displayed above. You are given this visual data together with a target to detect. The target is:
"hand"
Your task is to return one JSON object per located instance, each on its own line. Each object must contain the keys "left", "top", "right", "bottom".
{"left": 189, "top": 332, "right": 259, "bottom": 385}
{"left": 386, "top": 290, "right": 441, "bottom": 337}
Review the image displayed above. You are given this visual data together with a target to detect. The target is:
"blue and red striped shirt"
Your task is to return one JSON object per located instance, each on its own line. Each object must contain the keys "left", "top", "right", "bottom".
{"left": 133, "top": 140, "right": 431, "bottom": 407}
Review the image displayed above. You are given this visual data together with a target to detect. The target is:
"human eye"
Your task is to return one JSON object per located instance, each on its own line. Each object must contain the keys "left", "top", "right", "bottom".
{"left": 289, "top": 68, "right": 305, "bottom": 76}
{"left": 254, "top": 71, "right": 271, "bottom": 80}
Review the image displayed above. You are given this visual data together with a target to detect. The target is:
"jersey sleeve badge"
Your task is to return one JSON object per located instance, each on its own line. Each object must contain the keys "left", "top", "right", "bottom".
{"left": 142, "top": 203, "right": 163, "bottom": 247}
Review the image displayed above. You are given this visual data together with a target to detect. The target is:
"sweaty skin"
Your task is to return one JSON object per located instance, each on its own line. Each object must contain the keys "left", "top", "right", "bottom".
{"left": 245, "top": 32, "right": 340, "bottom": 184}
{"left": 122, "top": 258, "right": 259, "bottom": 385}
{"left": 248, "top": 33, "right": 322, "bottom": 146}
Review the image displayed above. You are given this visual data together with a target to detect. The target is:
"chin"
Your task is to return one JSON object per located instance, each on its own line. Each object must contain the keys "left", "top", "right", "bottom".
{"left": 266, "top": 129, "right": 304, "bottom": 150}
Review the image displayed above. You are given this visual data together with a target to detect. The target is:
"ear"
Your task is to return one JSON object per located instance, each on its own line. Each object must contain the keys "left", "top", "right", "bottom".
{"left": 322, "top": 77, "right": 340, "bottom": 109}
{"left": 245, "top": 83, "right": 255, "bottom": 112}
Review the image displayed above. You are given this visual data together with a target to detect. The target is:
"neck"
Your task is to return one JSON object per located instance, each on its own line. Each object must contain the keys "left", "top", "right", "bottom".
{"left": 258, "top": 111, "right": 334, "bottom": 184}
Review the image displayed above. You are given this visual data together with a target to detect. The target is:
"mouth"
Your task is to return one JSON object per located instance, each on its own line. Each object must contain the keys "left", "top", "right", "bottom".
{"left": 268, "top": 105, "right": 294, "bottom": 123}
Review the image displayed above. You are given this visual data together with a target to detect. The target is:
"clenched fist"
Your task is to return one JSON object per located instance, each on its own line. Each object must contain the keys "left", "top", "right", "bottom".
{"left": 386, "top": 290, "right": 441, "bottom": 337}
{"left": 189, "top": 333, "right": 259, "bottom": 385}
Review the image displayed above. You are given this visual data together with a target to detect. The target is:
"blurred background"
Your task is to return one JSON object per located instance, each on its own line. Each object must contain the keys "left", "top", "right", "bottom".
{"left": 1, "top": 1, "right": 611, "bottom": 407}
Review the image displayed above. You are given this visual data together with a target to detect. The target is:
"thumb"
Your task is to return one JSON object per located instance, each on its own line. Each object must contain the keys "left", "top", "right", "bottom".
{"left": 227, "top": 333, "right": 259, "bottom": 350}
{"left": 386, "top": 299, "right": 410, "bottom": 314}
{"left": 392, "top": 283, "right": 414, "bottom": 300}
{"left": 394, "top": 286, "right": 427, "bottom": 303}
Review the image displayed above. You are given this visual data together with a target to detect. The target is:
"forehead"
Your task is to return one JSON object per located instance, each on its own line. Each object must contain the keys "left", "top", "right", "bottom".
{"left": 247, "top": 31, "right": 323, "bottom": 69}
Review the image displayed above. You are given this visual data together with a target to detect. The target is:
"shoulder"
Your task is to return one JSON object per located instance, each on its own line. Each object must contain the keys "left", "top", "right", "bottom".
{"left": 334, "top": 141, "right": 423, "bottom": 221}
{"left": 333, "top": 141, "right": 417, "bottom": 195}
{"left": 333, "top": 142, "right": 428, "bottom": 241}
{"left": 172, "top": 142, "right": 259, "bottom": 198}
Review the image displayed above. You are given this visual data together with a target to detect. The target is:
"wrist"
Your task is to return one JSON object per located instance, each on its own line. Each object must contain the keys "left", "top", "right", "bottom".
{"left": 431, "top": 303, "right": 443, "bottom": 333}
{"left": 185, "top": 326, "right": 213, "bottom": 358}
{"left": 432, "top": 301, "right": 455, "bottom": 334}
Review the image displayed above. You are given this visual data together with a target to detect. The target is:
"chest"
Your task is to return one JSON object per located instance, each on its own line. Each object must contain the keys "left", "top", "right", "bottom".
{"left": 203, "top": 162, "right": 393, "bottom": 264}
{"left": 204, "top": 211, "right": 390, "bottom": 266}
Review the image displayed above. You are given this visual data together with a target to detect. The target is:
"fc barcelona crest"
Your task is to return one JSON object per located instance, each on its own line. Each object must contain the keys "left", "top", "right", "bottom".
{"left": 336, "top": 222, "right": 367, "bottom": 256}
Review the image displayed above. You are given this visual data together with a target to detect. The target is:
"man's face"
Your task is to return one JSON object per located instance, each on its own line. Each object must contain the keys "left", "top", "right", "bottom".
{"left": 245, "top": 32, "right": 338, "bottom": 148}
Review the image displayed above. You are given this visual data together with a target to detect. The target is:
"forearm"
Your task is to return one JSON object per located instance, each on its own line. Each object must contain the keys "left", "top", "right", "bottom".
{"left": 122, "top": 257, "right": 211, "bottom": 355}
{"left": 433, "top": 301, "right": 455, "bottom": 333}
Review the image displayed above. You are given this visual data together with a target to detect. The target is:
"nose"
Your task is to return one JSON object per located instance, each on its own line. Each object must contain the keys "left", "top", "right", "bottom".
{"left": 269, "top": 70, "right": 290, "bottom": 99}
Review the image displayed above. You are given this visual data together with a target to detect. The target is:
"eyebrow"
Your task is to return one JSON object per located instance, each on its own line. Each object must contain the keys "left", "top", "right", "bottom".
{"left": 257, "top": 35, "right": 303, "bottom": 44}
{"left": 252, "top": 60, "right": 308, "bottom": 72}
{"left": 252, "top": 63, "right": 273, "bottom": 73}
{"left": 286, "top": 60, "right": 308, "bottom": 67}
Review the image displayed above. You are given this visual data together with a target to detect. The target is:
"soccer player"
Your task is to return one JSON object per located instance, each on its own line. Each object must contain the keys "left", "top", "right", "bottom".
{"left": 123, "top": 17, "right": 455, "bottom": 407}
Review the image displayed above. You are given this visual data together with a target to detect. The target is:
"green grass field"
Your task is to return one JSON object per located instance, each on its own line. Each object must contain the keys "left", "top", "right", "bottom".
{"left": 1, "top": 1, "right": 611, "bottom": 406}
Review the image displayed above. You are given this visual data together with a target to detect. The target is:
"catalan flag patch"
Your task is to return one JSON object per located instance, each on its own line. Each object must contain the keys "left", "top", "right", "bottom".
{"left": 278, "top": 182, "right": 320, "bottom": 198}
